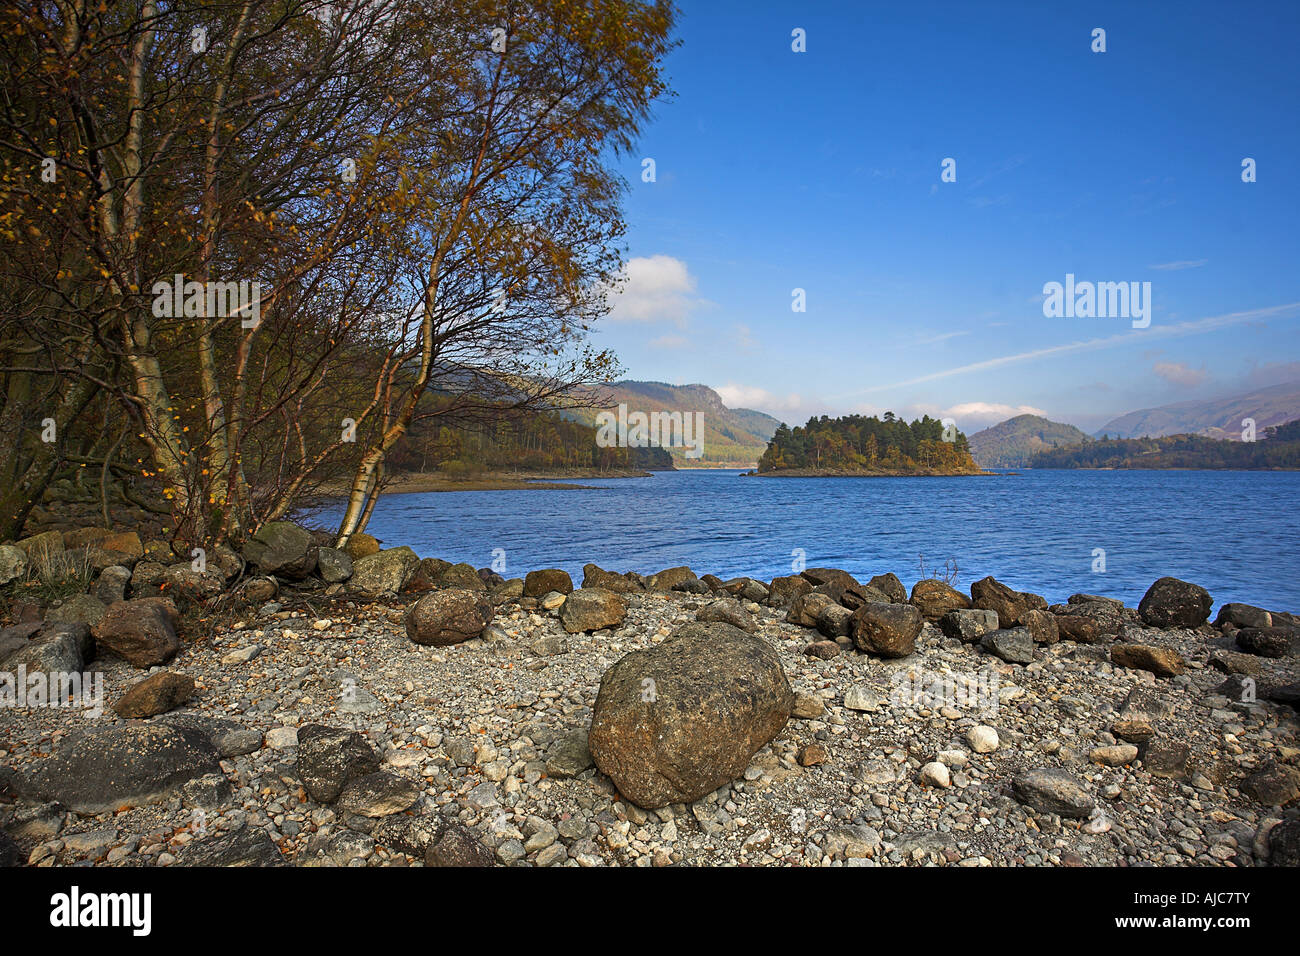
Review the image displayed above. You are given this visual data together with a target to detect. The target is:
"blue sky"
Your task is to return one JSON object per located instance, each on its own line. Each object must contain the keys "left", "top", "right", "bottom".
{"left": 593, "top": 0, "right": 1300, "bottom": 432}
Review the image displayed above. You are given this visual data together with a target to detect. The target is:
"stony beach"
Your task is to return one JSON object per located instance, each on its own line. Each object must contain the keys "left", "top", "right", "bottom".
{"left": 1, "top": 524, "right": 1298, "bottom": 868}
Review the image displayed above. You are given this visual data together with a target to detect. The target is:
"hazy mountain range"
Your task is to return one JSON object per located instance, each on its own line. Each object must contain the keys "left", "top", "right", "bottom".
{"left": 1093, "top": 381, "right": 1300, "bottom": 440}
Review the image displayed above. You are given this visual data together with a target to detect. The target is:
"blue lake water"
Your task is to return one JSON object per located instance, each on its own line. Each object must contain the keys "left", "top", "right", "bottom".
{"left": 313, "top": 469, "right": 1300, "bottom": 614}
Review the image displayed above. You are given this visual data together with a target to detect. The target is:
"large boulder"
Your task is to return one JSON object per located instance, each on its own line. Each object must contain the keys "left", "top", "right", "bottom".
{"left": 92, "top": 597, "right": 181, "bottom": 667}
{"left": 13, "top": 724, "right": 221, "bottom": 813}
{"left": 786, "top": 591, "right": 835, "bottom": 628}
{"left": 349, "top": 546, "right": 418, "bottom": 596}
{"left": 1215, "top": 603, "right": 1272, "bottom": 629}
{"left": 850, "top": 602, "right": 923, "bottom": 657}
{"left": 1021, "top": 608, "right": 1060, "bottom": 645}
{"left": 970, "top": 576, "right": 1029, "bottom": 626}
{"left": 524, "top": 568, "right": 574, "bottom": 597}
{"left": 909, "top": 579, "right": 971, "bottom": 620}
{"left": 315, "top": 547, "right": 353, "bottom": 583}
{"left": 99, "top": 531, "right": 143, "bottom": 560}
{"left": 867, "top": 572, "right": 908, "bottom": 604}
{"left": 645, "top": 566, "right": 699, "bottom": 592}
{"left": 1137, "top": 577, "right": 1212, "bottom": 628}
{"left": 242, "top": 521, "right": 317, "bottom": 579}
{"left": 16, "top": 529, "right": 65, "bottom": 565}
{"left": 939, "top": 608, "right": 999, "bottom": 643}
{"left": 435, "top": 562, "right": 487, "bottom": 591}
{"left": 4, "top": 622, "right": 90, "bottom": 675}
{"left": 800, "top": 567, "right": 857, "bottom": 590}
{"left": 980, "top": 627, "right": 1034, "bottom": 664}
{"left": 839, "top": 581, "right": 892, "bottom": 611}
{"left": 558, "top": 588, "right": 628, "bottom": 633}
{"left": 94, "top": 565, "right": 132, "bottom": 605}
{"left": 174, "top": 825, "right": 287, "bottom": 867}
{"left": 581, "top": 564, "right": 643, "bottom": 594}
{"left": 588, "top": 622, "right": 793, "bottom": 809}
{"left": 1236, "top": 627, "right": 1298, "bottom": 659}
{"left": 0, "top": 545, "right": 29, "bottom": 585}
{"left": 404, "top": 588, "right": 494, "bottom": 646}
{"left": 1111, "top": 642, "right": 1186, "bottom": 677}
{"left": 343, "top": 532, "right": 380, "bottom": 560}
{"left": 296, "top": 725, "right": 381, "bottom": 803}
{"left": 766, "top": 575, "right": 812, "bottom": 608}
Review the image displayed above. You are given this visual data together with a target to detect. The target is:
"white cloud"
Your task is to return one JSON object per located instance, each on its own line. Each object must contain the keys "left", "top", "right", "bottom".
{"left": 715, "top": 383, "right": 829, "bottom": 421}
{"left": 648, "top": 334, "right": 687, "bottom": 350}
{"left": 1149, "top": 259, "right": 1208, "bottom": 271}
{"left": 605, "top": 255, "right": 702, "bottom": 326}
{"left": 1152, "top": 361, "right": 1207, "bottom": 386}
{"left": 941, "top": 402, "right": 1049, "bottom": 430}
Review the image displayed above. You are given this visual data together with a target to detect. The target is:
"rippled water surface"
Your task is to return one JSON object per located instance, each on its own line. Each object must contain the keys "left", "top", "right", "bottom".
{"left": 314, "top": 469, "right": 1300, "bottom": 613}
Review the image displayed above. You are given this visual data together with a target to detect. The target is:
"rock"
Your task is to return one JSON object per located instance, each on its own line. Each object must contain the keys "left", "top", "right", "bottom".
{"left": 843, "top": 685, "right": 881, "bottom": 712}
{"left": 1021, "top": 608, "right": 1060, "bottom": 644}
{"left": 559, "top": 588, "right": 628, "bottom": 633}
{"left": 91, "top": 598, "right": 180, "bottom": 667}
{"left": 1140, "top": 741, "right": 1190, "bottom": 779}
{"left": 695, "top": 597, "right": 756, "bottom": 633}
{"left": 296, "top": 724, "right": 381, "bottom": 803}
{"left": 1137, "top": 576, "right": 1212, "bottom": 628}
{"left": 839, "top": 582, "right": 891, "bottom": 611}
{"left": 45, "top": 593, "right": 107, "bottom": 627}
{"left": 766, "top": 575, "right": 812, "bottom": 608}
{"left": 1110, "top": 718, "right": 1155, "bottom": 743}
{"left": 801, "top": 567, "right": 857, "bottom": 589}
{"left": 404, "top": 588, "right": 494, "bottom": 646}
{"left": 1267, "top": 819, "right": 1300, "bottom": 866}
{"left": 970, "top": 576, "right": 1029, "bottom": 626}
{"left": 524, "top": 568, "right": 574, "bottom": 597}
{"left": 909, "top": 579, "right": 971, "bottom": 620}
{"left": 242, "top": 521, "right": 318, "bottom": 579}
{"left": 919, "top": 761, "right": 951, "bottom": 787}
{"left": 798, "top": 744, "right": 827, "bottom": 767}
{"left": 1210, "top": 649, "right": 1265, "bottom": 675}
{"left": 1012, "top": 768, "right": 1094, "bottom": 818}
{"left": 336, "top": 771, "right": 420, "bottom": 817}
{"left": 434, "top": 562, "right": 486, "bottom": 591}
{"left": 530, "top": 634, "right": 567, "bottom": 657}
{"left": 221, "top": 644, "right": 262, "bottom": 665}
{"left": 426, "top": 822, "right": 496, "bottom": 867}
{"left": 814, "top": 602, "right": 854, "bottom": 638}
{"left": 980, "top": 627, "right": 1034, "bottom": 664}
{"left": 14, "top": 724, "right": 220, "bottom": 813}
{"left": 350, "top": 547, "right": 418, "bottom": 596}
{"left": 0, "top": 544, "right": 29, "bottom": 585}
{"left": 112, "top": 671, "right": 195, "bottom": 718}
{"left": 5, "top": 622, "right": 89, "bottom": 675}
{"left": 545, "top": 730, "right": 594, "bottom": 778}
{"left": 867, "top": 572, "right": 908, "bottom": 604}
{"left": 160, "top": 715, "right": 263, "bottom": 757}
{"left": 722, "top": 577, "right": 769, "bottom": 603}
{"left": 1111, "top": 643, "right": 1185, "bottom": 677}
{"left": 786, "top": 591, "right": 835, "bottom": 628}
{"left": 792, "top": 692, "right": 825, "bottom": 718}
{"left": 802, "top": 639, "right": 840, "bottom": 659}
{"left": 302, "top": 829, "right": 375, "bottom": 866}
{"left": 93, "top": 566, "right": 132, "bottom": 605}
{"left": 343, "top": 532, "right": 380, "bottom": 560}
{"left": 1239, "top": 765, "right": 1300, "bottom": 806}
{"left": 966, "top": 725, "right": 999, "bottom": 753}
{"left": 265, "top": 726, "right": 298, "bottom": 749}
{"left": 1090, "top": 744, "right": 1138, "bottom": 767}
{"left": 825, "top": 824, "right": 881, "bottom": 859}
{"left": 161, "top": 564, "right": 225, "bottom": 603}
{"left": 1215, "top": 603, "right": 1272, "bottom": 629}
{"left": 232, "top": 576, "right": 278, "bottom": 605}
{"left": 316, "top": 547, "right": 353, "bottom": 583}
{"left": 850, "top": 602, "right": 923, "bottom": 657}
{"left": 1236, "top": 627, "right": 1297, "bottom": 658}
{"left": 1054, "top": 614, "right": 1103, "bottom": 644}
{"left": 588, "top": 622, "right": 793, "bottom": 808}
{"left": 99, "top": 531, "right": 143, "bottom": 559}
{"left": 582, "top": 564, "right": 642, "bottom": 593}
{"left": 939, "top": 608, "right": 999, "bottom": 643}
{"left": 17, "top": 529, "right": 65, "bottom": 563}
{"left": 642, "top": 566, "right": 697, "bottom": 592}
{"left": 174, "top": 825, "right": 287, "bottom": 866}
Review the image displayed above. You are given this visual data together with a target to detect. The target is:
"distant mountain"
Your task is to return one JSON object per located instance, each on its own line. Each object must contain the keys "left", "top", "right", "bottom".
{"left": 1095, "top": 381, "right": 1300, "bottom": 440}
{"left": 968, "top": 414, "right": 1092, "bottom": 468}
{"left": 566, "top": 381, "right": 782, "bottom": 467}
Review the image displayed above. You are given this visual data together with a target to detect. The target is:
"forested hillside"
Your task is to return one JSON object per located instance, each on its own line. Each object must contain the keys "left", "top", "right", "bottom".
{"left": 1029, "top": 420, "right": 1300, "bottom": 469}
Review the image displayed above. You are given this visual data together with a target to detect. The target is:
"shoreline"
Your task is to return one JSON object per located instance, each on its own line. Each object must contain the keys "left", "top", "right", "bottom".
{"left": 315, "top": 469, "right": 659, "bottom": 496}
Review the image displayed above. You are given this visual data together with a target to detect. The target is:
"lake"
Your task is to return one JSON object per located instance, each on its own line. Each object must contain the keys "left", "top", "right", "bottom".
{"left": 314, "top": 469, "right": 1300, "bottom": 614}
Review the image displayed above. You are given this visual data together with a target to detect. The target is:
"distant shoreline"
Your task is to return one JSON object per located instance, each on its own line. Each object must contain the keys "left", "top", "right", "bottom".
{"left": 747, "top": 468, "right": 997, "bottom": 478}
{"left": 317, "top": 469, "right": 656, "bottom": 496}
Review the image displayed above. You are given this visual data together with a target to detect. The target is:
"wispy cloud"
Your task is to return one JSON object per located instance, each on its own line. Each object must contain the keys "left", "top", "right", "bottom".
{"left": 843, "top": 302, "right": 1300, "bottom": 396}
{"left": 912, "top": 330, "right": 970, "bottom": 347}
{"left": 1149, "top": 259, "right": 1208, "bottom": 271}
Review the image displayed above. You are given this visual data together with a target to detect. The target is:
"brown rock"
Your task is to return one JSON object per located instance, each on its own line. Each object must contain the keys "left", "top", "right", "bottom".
{"left": 404, "top": 588, "right": 494, "bottom": 646}
{"left": 1111, "top": 642, "right": 1185, "bottom": 677}
{"left": 113, "top": 671, "right": 195, "bottom": 718}
{"left": 92, "top": 598, "right": 181, "bottom": 667}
